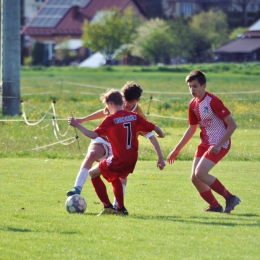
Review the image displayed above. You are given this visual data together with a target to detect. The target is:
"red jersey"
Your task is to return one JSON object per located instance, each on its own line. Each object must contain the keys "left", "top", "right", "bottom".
{"left": 104, "top": 103, "right": 153, "bottom": 138}
{"left": 188, "top": 92, "right": 231, "bottom": 149}
{"left": 94, "top": 110, "right": 155, "bottom": 181}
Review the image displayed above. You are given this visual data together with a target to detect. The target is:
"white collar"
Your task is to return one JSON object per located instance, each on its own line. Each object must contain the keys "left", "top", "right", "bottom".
{"left": 131, "top": 103, "right": 138, "bottom": 112}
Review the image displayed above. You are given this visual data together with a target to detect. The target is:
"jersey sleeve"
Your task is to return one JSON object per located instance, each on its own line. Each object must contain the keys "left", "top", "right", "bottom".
{"left": 210, "top": 97, "right": 231, "bottom": 120}
{"left": 188, "top": 100, "right": 198, "bottom": 125}
{"left": 136, "top": 114, "right": 155, "bottom": 133}
{"left": 94, "top": 117, "right": 111, "bottom": 136}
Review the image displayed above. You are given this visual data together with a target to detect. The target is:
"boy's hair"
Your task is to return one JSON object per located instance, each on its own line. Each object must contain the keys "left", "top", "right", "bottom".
{"left": 121, "top": 81, "right": 143, "bottom": 101}
{"left": 100, "top": 89, "right": 123, "bottom": 106}
{"left": 186, "top": 70, "right": 206, "bottom": 86}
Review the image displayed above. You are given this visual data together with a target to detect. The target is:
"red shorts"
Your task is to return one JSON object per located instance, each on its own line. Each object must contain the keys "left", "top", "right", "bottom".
{"left": 195, "top": 144, "right": 229, "bottom": 164}
{"left": 98, "top": 156, "right": 137, "bottom": 182}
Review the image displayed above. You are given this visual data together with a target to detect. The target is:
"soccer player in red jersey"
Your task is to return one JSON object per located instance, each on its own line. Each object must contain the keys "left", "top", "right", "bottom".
{"left": 167, "top": 70, "right": 241, "bottom": 213}
{"left": 67, "top": 81, "right": 165, "bottom": 209}
{"left": 68, "top": 89, "right": 165, "bottom": 215}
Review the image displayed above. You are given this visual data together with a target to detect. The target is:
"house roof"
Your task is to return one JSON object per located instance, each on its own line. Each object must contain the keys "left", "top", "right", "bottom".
{"left": 21, "top": 0, "right": 146, "bottom": 37}
{"left": 248, "top": 19, "right": 260, "bottom": 31}
{"left": 243, "top": 18, "right": 260, "bottom": 37}
{"left": 80, "top": 0, "right": 146, "bottom": 19}
{"left": 27, "top": 0, "right": 90, "bottom": 28}
{"left": 214, "top": 38, "right": 260, "bottom": 53}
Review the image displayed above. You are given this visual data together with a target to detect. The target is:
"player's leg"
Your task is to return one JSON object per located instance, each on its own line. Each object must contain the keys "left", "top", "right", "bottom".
{"left": 196, "top": 148, "right": 241, "bottom": 213}
{"left": 113, "top": 177, "right": 127, "bottom": 209}
{"left": 89, "top": 164, "right": 115, "bottom": 216}
{"left": 111, "top": 178, "right": 128, "bottom": 215}
{"left": 191, "top": 157, "right": 223, "bottom": 212}
{"left": 66, "top": 142, "right": 106, "bottom": 196}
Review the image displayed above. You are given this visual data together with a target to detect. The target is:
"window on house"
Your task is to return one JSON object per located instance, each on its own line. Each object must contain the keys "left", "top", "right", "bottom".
{"left": 180, "top": 3, "right": 192, "bottom": 15}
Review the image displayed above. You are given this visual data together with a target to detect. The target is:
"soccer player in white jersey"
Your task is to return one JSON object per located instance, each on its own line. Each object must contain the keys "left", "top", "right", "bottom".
{"left": 167, "top": 70, "right": 240, "bottom": 213}
{"left": 67, "top": 81, "right": 165, "bottom": 209}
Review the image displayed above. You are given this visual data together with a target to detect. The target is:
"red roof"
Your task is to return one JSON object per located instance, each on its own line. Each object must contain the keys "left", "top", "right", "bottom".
{"left": 21, "top": 0, "right": 146, "bottom": 37}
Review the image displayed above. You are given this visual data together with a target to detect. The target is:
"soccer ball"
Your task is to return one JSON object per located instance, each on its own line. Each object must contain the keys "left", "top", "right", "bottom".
{"left": 65, "top": 194, "right": 87, "bottom": 214}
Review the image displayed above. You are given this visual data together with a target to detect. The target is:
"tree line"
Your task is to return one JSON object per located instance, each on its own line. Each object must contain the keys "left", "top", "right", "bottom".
{"left": 82, "top": 7, "right": 246, "bottom": 64}
{"left": 31, "top": 7, "right": 249, "bottom": 66}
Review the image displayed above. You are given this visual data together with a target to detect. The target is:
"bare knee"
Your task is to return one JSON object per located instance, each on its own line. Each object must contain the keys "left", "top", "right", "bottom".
{"left": 194, "top": 167, "right": 207, "bottom": 182}
{"left": 82, "top": 145, "right": 105, "bottom": 168}
{"left": 191, "top": 174, "right": 200, "bottom": 185}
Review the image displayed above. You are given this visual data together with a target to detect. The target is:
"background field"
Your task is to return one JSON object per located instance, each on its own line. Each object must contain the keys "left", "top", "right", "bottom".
{"left": 0, "top": 63, "right": 260, "bottom": 259}
{"left": 1, "top": 159, "right": 259, "bottom": 260}
{"left": 1, "top": 63, "right": 260, "bottom": 160}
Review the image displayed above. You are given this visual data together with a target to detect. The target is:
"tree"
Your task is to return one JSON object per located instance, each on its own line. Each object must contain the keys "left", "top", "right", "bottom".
{"left": 168, "top": 16, "right": 195, "bottom": 59}
{"left": 129, "top": 18, "right": 174, "bottom": 64}
{"left": 229, "top": 27, "right": 248, "bottom": 40}
{"left": 168, "top": 16, "right": 212, "bottom": 62}
{"left": 233, "top": 0, "right": 252, "bottom": 26}
{"left": 191, "top": 9, "right": 229, "bottom": 50}
{"left": 82, "top": 7, "right": 140, "bottom": 62}
{"left": 31, "top": 41, "right": 45, "bottom": 65}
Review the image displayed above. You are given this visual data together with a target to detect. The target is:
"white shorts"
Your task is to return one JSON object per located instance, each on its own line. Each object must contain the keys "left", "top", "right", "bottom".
{"left": 89, "top": 137, "right": 113, "bottom": 162}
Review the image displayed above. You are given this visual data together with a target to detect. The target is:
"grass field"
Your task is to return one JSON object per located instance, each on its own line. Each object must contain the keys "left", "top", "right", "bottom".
{"left": 1, "top": 64, "right": 260, "bottom": 259}
{"left": 1, "top": 159, "right": 259, "bottom": 260}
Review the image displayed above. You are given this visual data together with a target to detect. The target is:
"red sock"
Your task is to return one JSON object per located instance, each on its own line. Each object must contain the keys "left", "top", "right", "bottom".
{"left": 200, "top": 189, "right": 220, "bottom": 207}
{"left": 210, "top": 178, "right": 232, "bottom": 199}
{"left": 112, "top": 178, "right": 124, "bottom": 210}
{"left": 91, "top": 176, "right": 111, "bottom": 207}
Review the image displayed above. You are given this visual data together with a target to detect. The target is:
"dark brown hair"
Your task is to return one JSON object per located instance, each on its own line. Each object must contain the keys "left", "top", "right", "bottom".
{"left": 186, "top": 70, "right": 206, "bottom": 85}
{"left": 121, "top": 81, "right": 143, "bottom": 101}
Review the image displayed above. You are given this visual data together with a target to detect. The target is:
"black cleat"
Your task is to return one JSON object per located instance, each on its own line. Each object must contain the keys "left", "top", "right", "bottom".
{"left": 224, "top": 195, "right": 241, "bottom": 213}
{"left": 204, "top": 205, "right": 223, "bottom": 213}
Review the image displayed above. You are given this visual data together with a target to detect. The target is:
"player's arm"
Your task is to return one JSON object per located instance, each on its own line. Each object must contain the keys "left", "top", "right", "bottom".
{"left": 75, "top": 109, "right": 106, "bottom": 124}
{"left": 153, "top": 125, "right": 165, "bottom": 138}
{"left": 68, "top": 117, "right": 98, "bottom": 139}
{"left": 208, "top": 114, "right": 237, "bottom": 155}
{"left": 149, "top": 135, "right": 165, "bottom": 170}
{"left": 167, "top": 124, "right": 197, "bottom": 164}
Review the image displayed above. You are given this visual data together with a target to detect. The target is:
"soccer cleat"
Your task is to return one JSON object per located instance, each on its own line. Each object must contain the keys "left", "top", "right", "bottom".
{"left": 224, "top": 195, "right": 241, "bottom": 213}
{"left": 97, "top": 205, "right": 117, "bottom": 216}
{"left": 116, "top": 207, "right": 129, "bottom": 216}
{"left": 204, "top": 205, "right": 223, "bottom": 213}
{"left": 66, "top": 187, "right": 81, "bottom": 197}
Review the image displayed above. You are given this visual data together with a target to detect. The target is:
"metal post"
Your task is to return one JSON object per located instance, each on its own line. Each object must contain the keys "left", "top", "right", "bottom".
{"left": 1, "top": 0, "right": 21, "bottom": 115}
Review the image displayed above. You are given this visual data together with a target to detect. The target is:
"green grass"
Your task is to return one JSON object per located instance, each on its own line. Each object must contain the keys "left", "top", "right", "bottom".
{"left": 1, "top": 64, "right": 260, "bottom": 259}
{"left": 1, "top": 64, "right": 260, "bottom": 160}
{"left": 1, "top": 159, "right": 259, "bottom": 259}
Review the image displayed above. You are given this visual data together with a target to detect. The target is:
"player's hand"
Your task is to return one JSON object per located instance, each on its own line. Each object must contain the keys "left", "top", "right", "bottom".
{"left": 157, "top": 157, "right": 166, "bottom": 170}
{"left": 166, "top": 149, "right": 179, "bottom": 164}
{"left": 68, "top": 117, "right": 77, "bottom": 127}
{"left": 208, "top": 145, "right": 221, "bottom": 155}
{"left": 156, "top": 132, "right": 165, "bottom": 138}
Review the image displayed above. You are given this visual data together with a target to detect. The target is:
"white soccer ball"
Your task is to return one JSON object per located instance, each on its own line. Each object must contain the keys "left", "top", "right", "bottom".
{"left": 65, "top": 194, "right": 87, "bottom": 214}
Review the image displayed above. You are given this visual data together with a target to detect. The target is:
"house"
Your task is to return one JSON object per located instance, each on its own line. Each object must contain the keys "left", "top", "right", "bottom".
{"left": 21, "top": 0, "right": 147, "bottom": 64}
{"left": 214, "top": 19, "right": 260, "bottom": 62}
{"left": 161, "top": 0, "right": 260, "bottom": 27}
{"left": 161, "top": 0, "right": 229, "bottom": 17}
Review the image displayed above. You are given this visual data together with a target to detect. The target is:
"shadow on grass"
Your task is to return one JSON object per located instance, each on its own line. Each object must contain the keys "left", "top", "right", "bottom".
{"left": 7, "top": 227, "right": 32, "bottom": 232}
{"left": 2, "top": 226, "right": 79, "bottom": 235}
{"left": 129, "top": 213, "right": 260, "bottom": 227}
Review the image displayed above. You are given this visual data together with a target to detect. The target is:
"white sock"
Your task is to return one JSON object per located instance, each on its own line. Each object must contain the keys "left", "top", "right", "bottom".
{"left": 113, "top": 184, "right": 126, "bottom": 208}
{"left": 74, "top": 168, "right": 89, "bottom": 190}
